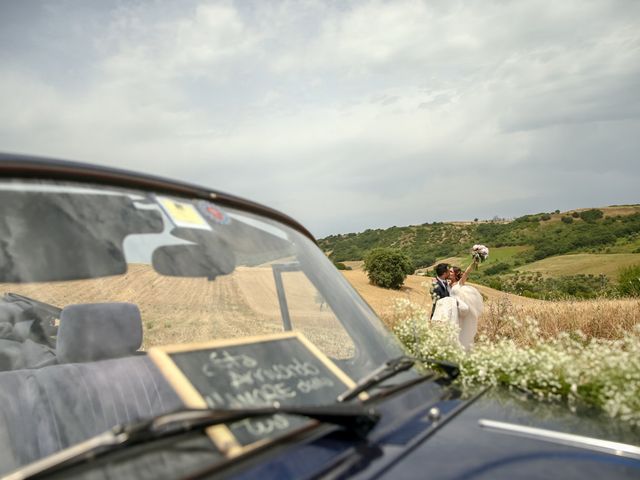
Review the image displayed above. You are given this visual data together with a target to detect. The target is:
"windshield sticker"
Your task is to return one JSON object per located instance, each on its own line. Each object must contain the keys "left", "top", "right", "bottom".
{"left": 227, "top": 212, "right": 288, "bottom": 240}
{"left": 197, "top": 201, "right": 230, "bottom": 225}
{"left": 148, "top": 331, "right": 364, "bottom": 458}
{"left": 157, "top": 196, "right": 212, "bottom": 231}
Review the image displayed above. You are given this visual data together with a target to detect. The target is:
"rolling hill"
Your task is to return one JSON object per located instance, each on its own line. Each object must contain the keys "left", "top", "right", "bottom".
{"left": 320, "top": 205, "right": 640, "bottom": 299}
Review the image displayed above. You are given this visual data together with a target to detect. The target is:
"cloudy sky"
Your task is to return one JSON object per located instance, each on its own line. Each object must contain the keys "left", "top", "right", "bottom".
{"left": 1, "top": 0, "right": 639, "bottom": 237}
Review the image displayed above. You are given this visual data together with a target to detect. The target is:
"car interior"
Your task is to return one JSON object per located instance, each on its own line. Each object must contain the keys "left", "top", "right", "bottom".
{"left": 0, "top": 295, "right": 184, "bottom": 470}
{"left": 0, "top": 183, "right": 364, "bottom": 473}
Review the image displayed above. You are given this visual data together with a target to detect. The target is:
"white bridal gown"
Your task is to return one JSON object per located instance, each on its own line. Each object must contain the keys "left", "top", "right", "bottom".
{"left": 432, "top": 284, "right": 484, "bottom": 350}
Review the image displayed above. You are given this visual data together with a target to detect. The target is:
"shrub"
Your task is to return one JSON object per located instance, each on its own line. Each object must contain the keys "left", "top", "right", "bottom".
{"left": 363, "top": 247, "right": 414, "bottom": 289}
{"left": 618, "top": 264, "right": 640, "bottom": 297}
{"left": 334, "top": 262, "right": 351, "bottom": 270}
{"left": 579, "top": 209, "right": 604, "bottom": 223}
{"left": 486, "top": 274, "right": 613, "bottom": 300}
{"left": 561, "top": 216, "right": 574, "bottom": 224}
{"left": 484, "top": 262, "right": 511, "bottom": 276}
{"left": 540, "top": 213, "right": 552, "bottom": 221}
{"left": 572, "top": 211, "right": 580, "bottom": 218}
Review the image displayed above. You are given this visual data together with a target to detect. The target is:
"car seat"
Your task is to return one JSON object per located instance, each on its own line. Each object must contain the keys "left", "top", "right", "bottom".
{"left": 0, "top": 303, "right": 184, "bottom": 473}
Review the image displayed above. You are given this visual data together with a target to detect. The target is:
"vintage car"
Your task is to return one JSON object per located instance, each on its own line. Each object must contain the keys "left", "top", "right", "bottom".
{"left": 0, "top": 152, "right": 638, "bottom": 479}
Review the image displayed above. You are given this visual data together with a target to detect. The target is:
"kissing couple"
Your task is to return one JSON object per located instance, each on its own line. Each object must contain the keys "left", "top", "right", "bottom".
{"left": 430, "top": 261, "right": 484, "bottom": 350}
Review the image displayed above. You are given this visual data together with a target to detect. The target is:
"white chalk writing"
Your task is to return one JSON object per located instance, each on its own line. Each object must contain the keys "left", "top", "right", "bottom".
{"left": 201, "top": 351, "right": 258, "bottom": 377}
{"left": 297, "top": 376, "right": 334, "bottom": 393}
{"left": 234, "top": 414, "right": 290, "bottom": 436}
{"left": 226, "top": 357, "right": 321, "bottom": 389}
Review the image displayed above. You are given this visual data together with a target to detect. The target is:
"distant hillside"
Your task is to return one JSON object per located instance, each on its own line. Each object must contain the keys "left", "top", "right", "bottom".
{"left": 319, "top": 205, "right": 640, "bottom": 300}
{"left": 518, "top": 253, "right": 640, "bottom": 278}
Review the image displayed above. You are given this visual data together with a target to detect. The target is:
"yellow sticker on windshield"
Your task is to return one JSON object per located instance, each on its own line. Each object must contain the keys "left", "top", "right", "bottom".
{"left": 157, "top": 197, "right": 212, "bottom": 230}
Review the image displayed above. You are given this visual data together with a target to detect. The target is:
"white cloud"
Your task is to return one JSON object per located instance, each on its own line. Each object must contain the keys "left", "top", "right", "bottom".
{"left": 0, "top": 0, "right": 639, "bottom": 237}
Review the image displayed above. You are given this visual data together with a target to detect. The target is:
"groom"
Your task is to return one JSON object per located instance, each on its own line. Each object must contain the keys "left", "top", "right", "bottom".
{"left": 430, "top": 263, "right": 450, "bottom": 318}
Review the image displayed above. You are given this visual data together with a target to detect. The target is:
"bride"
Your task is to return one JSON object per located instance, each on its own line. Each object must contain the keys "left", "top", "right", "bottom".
{"left": 432, "top": 262, "right": 484, "bottom": 350}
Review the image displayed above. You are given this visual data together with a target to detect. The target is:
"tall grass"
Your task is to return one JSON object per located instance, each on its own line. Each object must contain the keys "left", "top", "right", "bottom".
{"left": 480, "top": 297, "right": 640, "bottom": 344}
{"left": 391, "top": 298, "right": 640, "bottom": 428}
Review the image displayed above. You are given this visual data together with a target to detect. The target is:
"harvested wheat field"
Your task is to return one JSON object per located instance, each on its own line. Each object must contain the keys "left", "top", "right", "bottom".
{"left": 4, "top": 263, "right": 637, "bottom": 357}
{"left": 0, "top": 264, "right": 355, "bottom": 359}
{"left": 341, "top": 266, "right": 640, "bottom": 343}
{"left": 341, "top": 262, "right": 535, "bottom": 316}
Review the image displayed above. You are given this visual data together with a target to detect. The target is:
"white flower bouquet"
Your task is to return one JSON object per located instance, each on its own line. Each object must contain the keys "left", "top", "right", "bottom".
{"left": 471, "top": 244, "right": 489, "bottom": 264}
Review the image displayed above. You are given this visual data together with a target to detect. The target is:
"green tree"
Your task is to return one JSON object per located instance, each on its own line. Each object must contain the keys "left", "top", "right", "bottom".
{"left": 579, "top": 209, "right": 604, "bottom": 223}
{"left": 618, "top": 264, "right": 640, "bottom": 297}
{"left": 363, "top": 248, "right": 413, "bottom": 289}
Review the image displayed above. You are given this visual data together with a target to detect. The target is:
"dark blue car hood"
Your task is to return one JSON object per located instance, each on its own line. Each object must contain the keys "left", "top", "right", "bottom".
{"left": 32, "top": 380, "right": 640, "bottom": 479}
{"left": 362, "top": 387, "right": 640, "bottom": 480}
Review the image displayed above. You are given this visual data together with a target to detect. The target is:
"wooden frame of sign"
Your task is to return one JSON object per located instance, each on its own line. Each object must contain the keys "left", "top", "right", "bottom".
{"left": 148, "top": 331, "right": 365, "bottom": 458}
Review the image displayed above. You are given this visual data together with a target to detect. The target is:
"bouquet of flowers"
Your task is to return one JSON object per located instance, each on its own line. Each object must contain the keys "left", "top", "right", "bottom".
{"left": 471, "top": 244, "right": 489, "bottom": 264}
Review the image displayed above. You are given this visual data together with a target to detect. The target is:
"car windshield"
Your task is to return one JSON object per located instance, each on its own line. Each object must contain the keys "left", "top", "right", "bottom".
{"left": 0, "top": 178, "right": 404, "bottom": 474}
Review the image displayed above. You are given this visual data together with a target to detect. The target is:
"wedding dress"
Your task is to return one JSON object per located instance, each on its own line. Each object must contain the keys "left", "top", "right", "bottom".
{"left": 452, "top": 283, "right": 484, "bottom": 349}
{"left": 432, "top": 284, "right": 484, "bottom": 350}
{"left": 431, "top": 297, "right": 459, "bottom": 328}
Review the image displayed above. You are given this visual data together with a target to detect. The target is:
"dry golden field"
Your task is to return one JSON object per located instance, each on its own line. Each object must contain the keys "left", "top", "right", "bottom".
{"left": 340, "top": 265, "right": 640, "bottom": 344}
{"left": 0, "top": 264, "right": 356, "bottom": 359}
{"left": 3, "top": 262, "right": 637, "bottom": 357}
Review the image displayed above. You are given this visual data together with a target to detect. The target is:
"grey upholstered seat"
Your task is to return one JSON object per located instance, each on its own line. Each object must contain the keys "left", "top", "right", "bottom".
{"left": 57, "top": 302, "right": 144, "bottom": 363}
{"left": 31, "top": 356, "right": 184, "bottom": 458}
{"left": 0, "top": 356, "right": 184, "bottom": 474}
{"left": 0, "top": 369, "right": 39, "bottom": 471}
{"left": 0, "top": 303, "right": 184, "bottom": 474}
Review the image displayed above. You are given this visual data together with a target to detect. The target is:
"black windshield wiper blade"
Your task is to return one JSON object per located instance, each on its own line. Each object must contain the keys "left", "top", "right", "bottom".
{"left": 336, "top": 356, "right": 462, "bottom": 403}
{"left": 422, "top": 357, "right": 460, "bottom": 381}
{"left": 4, "top": 404, "right": 380, "bottom": 480}
{"left": 337, "top": 355, "right": 416, "bottom": 402}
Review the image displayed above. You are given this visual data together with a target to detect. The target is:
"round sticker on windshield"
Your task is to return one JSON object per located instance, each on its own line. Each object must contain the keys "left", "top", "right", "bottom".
{"left": 198, "top": 201, "right": 230, "bottom": 225}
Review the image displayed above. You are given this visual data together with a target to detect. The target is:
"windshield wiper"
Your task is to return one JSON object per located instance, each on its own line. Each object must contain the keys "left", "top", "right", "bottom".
{"left": 422, "top": 357, "right": 460, "bottom": 381}
{"left": 336, "top": 355, "right": 462, "bottom": 403}
{"left": 4, "top": 404, "right": 380, "bottom": 480}
{"left": 337, "top": 355, "right": 416, "bottom": 402}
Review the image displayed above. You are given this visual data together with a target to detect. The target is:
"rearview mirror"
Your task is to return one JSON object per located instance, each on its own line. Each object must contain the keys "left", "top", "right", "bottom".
{"left": 151, "top": 243, "right": 235, "bottom": 279}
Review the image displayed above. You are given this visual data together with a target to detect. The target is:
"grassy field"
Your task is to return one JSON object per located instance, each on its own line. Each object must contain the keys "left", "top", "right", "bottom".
{"left": 341, "top": 267, "right": 640, "bottom": 342}
{"left": 478, "top": 295, "right": 640, "bottom": 342}
{"left": 421, "top": 246, "right": 530, "bottom": 273}
{"left": 600, "top": 204, "right": 640, "bottom": 217}
{"left": 517, "top": 253, "right": 640, "bottom": 280}
{"left": 4, "top": 260, "right": 636, "bottom": 356}
{"left": 342, "top": 260, "right": 534, "bottom": 320}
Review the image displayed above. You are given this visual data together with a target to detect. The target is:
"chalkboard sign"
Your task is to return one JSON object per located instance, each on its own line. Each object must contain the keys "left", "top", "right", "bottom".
{"left": 148, "top": 332, "right": 361, "bottom": 457}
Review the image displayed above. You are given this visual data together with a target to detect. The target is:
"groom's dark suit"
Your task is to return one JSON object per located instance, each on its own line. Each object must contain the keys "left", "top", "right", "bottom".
{"left": 430, "top": 277, "right": 450, "bottom": 318}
